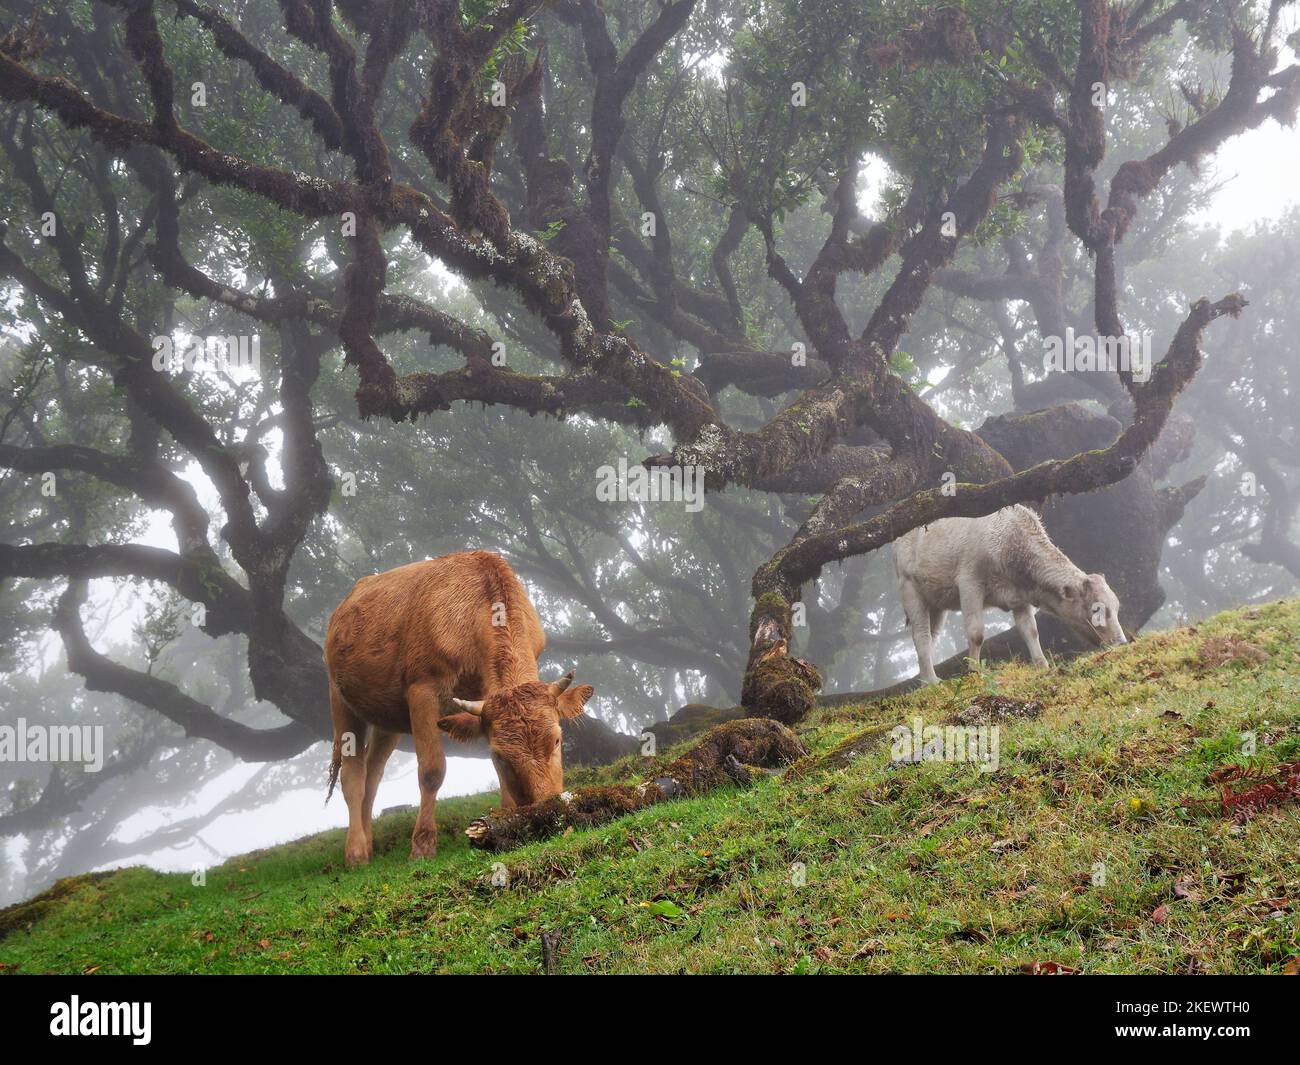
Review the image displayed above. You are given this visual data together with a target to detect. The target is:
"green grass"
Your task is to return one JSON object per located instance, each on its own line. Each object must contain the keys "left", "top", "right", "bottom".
{"left": 3, "top": 599, "right": 1299, "bottom": 974}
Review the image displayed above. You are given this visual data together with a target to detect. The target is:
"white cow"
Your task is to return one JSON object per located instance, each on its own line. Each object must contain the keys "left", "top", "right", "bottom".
{"left": 893, "top": 505, "right": 1126, "bottom": 685}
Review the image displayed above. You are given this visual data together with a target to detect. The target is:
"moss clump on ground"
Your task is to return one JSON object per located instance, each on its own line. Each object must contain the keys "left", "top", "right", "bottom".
{"left": 0, "top": 873, "right": 113, "bottom": 942}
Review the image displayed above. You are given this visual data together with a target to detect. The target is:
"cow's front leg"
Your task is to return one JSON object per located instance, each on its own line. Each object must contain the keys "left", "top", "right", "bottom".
{"left": 1013, "top": 605, "right": 1049, "bottom": 667}
{"left": 957, "top": 581, "right": 985, "bottom": 670}
{"left": 407, "top": 682, "right": 448, "bottom": 860}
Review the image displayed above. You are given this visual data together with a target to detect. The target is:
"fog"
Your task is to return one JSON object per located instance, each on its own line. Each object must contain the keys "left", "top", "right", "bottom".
{"left": 2, "top": 1, "right": 1298, "bottom": 908}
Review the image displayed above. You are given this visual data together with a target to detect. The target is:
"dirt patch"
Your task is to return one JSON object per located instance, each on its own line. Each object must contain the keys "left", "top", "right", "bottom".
{"left": 952, "top": 694, "right": 1044, "bottom": 725}
{"left": 1197, "top": 635, "right": 1268, "bottom": 670}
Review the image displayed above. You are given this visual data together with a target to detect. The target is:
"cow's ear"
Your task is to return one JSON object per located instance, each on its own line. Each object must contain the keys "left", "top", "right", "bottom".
{"left": 557, "top": 684, "right": 594, "bottom": 719}
{"left": 1060, "top": 581, "right": 1077, "bottom": 600}
{"left": 437, "top": 713, "right": 484, "bottom": 742}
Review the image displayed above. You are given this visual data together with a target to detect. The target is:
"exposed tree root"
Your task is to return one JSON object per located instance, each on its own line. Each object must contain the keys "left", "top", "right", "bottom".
{"left": 464, "top": 719, "right": 807, "bottom": 852}
{"left": 785, "top": 725, "right": 894, "bottom": 780}
{"left": 787, "top": 693, "right": 1044, "bottom": 780}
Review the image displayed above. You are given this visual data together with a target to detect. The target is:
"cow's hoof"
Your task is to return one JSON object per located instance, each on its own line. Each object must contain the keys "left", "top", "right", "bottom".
{"left": 345, "top": 849, "right": 371, "bottom": 868}
{"left": 410, "top": 830, "right": 438, "bottom": 860}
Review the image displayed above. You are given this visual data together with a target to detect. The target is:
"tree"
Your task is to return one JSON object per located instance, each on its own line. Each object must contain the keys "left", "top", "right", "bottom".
{"left": 1, "top": 0, "right": 1296, "bottom": 876}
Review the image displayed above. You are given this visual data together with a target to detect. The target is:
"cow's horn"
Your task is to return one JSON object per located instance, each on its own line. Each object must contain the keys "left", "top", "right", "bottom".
{"left": 550, "top": 670, "right": 575, "bottom": 695}
{"left": 451, "top": 698, "right": 484, "bottom": 715}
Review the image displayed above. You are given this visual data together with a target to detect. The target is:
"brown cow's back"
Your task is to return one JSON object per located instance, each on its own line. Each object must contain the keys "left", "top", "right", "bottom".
{"left": 324, "top": 551, "right": 545, "bottom": 732}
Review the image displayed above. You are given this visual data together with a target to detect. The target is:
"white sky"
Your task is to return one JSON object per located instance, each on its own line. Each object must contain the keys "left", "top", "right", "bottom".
{"left": 1193, "top": 120, "right": 1300, "bottom": 232}
{"left": 113, "top": 754, "right": 498, "bottom": 876}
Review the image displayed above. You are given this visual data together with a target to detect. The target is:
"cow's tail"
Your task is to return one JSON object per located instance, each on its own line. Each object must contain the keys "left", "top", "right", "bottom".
{"left": 326, "top": 736, "right": 342, "bottom": 805}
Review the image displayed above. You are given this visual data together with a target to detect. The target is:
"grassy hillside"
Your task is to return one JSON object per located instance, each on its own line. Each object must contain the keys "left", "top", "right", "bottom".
{"left": 2, "top": 600, "right": 1298, "bottom": 975}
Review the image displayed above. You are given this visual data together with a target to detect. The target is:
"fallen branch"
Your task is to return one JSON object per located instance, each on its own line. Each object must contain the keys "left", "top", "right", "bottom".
{"left": 464, "top": 719, "right": 807, "bottom": 852}
{"left": 1215, "top": 762, "right": 1300, "bottom": 825}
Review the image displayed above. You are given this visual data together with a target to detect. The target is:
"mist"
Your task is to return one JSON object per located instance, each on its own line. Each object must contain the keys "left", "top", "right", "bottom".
{"left": 1, "top": 0, "right": 1297, "bottom": 924}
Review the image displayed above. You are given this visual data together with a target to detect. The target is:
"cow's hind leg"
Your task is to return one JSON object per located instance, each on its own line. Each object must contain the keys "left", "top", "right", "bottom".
{"left": 406, "top": 682, "right": 449, "bottom": 860}
{"left": 957, "top": 579, "right": 986, "bottom": 670}
{"left": 361, "top": 727, "right": 402, "bottom": 853}
{"left": 928, "top": 607, "right": 947, "bottom": 646}
{"left": 330, "top": 686, "right": 372, "bottom": 868}
{"left": 900, "top": 581, "right": 939, "bottom": 685}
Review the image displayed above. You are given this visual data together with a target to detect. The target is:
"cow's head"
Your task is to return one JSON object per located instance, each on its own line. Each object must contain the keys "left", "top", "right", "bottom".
{"left": 1049, "top": 572, "right": 1127, "bottom": 648}
{"left": 436, "top": 672, "right": 593, "bottom": 808}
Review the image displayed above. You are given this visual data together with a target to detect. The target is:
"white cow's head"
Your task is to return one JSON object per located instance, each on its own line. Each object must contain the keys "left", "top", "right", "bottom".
{"left": 1051, "top": 573, "right": 1126, "bottom": 648}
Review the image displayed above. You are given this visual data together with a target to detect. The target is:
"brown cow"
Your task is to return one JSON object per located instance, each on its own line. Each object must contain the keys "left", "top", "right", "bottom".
{"left": 324, "top": 550, "right": 593, "bottom": 866}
